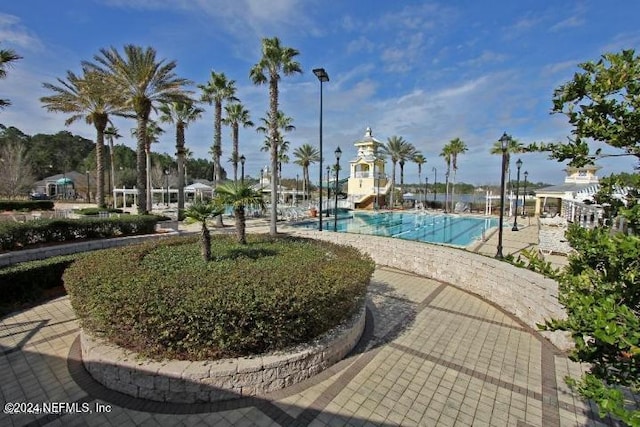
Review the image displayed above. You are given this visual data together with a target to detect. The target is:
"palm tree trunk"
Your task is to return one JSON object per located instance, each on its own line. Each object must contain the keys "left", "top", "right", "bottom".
{"left": 94, "top": 115, "right": 108, "bottom": 208}
{"left": 451, "top": 170, "right": 457, "bottom": 212}
{"left": 201, "top": 223, "right": 211, "bottom": 261}
{"left": 236, "top": 206, "right": 246, "bottom": 244}
{"left": 136, "top": 117, "right": 147, "bottom": 215}
{"left": 390, "top": 161, "right": 397, "bottom": 208}
{"left": 109, "top": 137, "right": 116, "bottom": 203}
{"left": 269, "top": 78, "right": 278, "bottom": 236}
{"left": 145, "top": 145, "right": 152, "bottom": 212}
{"left": 214, "top": 101, "right": 223, "bottom": 228}
{"left": 176, "top": 123, "right": 186, "bottom": 218}
{"left": 232, "top": 124, "right": 239, "bottom": 183}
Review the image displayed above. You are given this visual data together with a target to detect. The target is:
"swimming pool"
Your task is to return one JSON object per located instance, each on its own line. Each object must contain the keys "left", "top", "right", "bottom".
{"left": 295, "top": 211, "right": 497, "bottom": 247}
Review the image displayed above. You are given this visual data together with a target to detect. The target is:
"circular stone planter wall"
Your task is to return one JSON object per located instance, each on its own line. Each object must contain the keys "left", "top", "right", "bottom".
{"left": 80, "top": 304, "right": 366, "bottom": 403}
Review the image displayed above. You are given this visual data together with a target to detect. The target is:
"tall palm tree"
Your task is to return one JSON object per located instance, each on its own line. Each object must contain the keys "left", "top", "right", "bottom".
{"left": 0, "top": 45, "right": 21, "bottom": 109}
{"left": 222, "top": 102, "right": 253, "bottom": 183}
{"left": 380, "top": 135, "right": 412, "bottom": 208}
{"left": 159, "top": 100, "right": 204, "bottom": 218}
{"left": 257, "top": 110, "right": 295, "bottom": 205}
{"left": 184, "top": 201, "right": 224, "bottom": 261}
{"left": 131, "top": 121, "right": 164, "bottom": 211}
{"left": 440, "top": 144, "right": 452, "bottom": 212}
{"left": 41, "top": 68, "right": 128, "bottom": 207}
{"left": 293, "top": 143, "right": 320, "bottom": 203}
{"left": 215, "top": 182, "right": 265, "bottom": 244}
{"left": 104, "top": 125, "right": 122, "bottom": 199}
{"left": 490, "top": 137, "right": 524, "bottom": 176}
{"left": 85, "top": 45, "right": 191, "bottom": 214}
{"left": 398, "top": 142, "right": 417, "bottom": 195}
{"left": 250, "top": 36, "right": 302, "bottom": 236}
{"left": 413, "top": 153, "right": 426, "bottom": 201}
{"left": 446, "top": 138, "right": 468, "bottom": 212}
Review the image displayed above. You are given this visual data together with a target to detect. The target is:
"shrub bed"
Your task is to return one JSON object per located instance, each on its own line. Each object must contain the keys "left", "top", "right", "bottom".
{"left": 0, "top": 216, "right": 158, "bottom": 251}
{"left": 0, "top": 254, "right": 79, "bottom": 316}
{"left": 0, "top": 200, "right": 54, "bottom": 211}
{"left": 73, "top": 207, "right": 124, "bottom": 216}
{"left": 64, "top": 234, "right": 375, "bottom": 361}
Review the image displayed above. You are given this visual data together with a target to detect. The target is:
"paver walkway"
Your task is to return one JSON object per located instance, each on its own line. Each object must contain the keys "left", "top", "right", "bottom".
{"left": 1, "top": 262, "right": 615, "bottom": 426}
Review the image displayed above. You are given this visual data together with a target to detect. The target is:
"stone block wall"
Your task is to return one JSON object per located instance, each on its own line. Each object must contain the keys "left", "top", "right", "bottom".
{"left": 293, "top": 230, "right": 572, "bottom": 351}
{"left": 80, "top": 304, "right": 366, "bottom": 403}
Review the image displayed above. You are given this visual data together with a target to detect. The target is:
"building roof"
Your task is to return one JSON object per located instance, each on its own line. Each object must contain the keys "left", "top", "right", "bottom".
{"left": 535, "top": 182, "right": 596, "bottom": 194}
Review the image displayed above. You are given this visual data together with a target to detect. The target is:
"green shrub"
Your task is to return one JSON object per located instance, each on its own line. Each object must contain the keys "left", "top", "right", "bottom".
{"left": 0, "top": 254, "right": 79, "bottom": 316}
{"left": 0, "top": 216, "right": 158, "bottom": 251}
{"left": 0, "top": 200, "right": 54, "bottom": 211}
{"left": 74, "top": 207, "right": 123, "bottom": 216}
{"left": 64, "top": 234, "right": 374, "bottom": 361}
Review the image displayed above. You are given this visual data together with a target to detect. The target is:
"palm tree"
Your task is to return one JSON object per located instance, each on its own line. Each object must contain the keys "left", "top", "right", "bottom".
{"left": 85, "top": 45, "right": 191, "bottom": 214}
{"left": 222, "top": 102, "right": 253, "bottom": 183}
{"left": 199, "top": 71, "right": 238, "bottom": 226}
{"left": 440, "top": 144, "right": 452, "bottom": 212}
{"left": 0, "top": 45, "right": 21, "bottom": 109}
{"left": 490, "top": 137, "right": 525, "bottom": 176}
{"left": 380, "top": 136, "right": 412, "bottom": 208}
{"left": 184, "top": 201, "right": 224, "bottom": 261}
{"left": 131, "top": 121, "right": 164, "bottom": 211}
{"left": 216, "top": 182, "right": 265, "bottom": 244}
{"left": 446, "top": 138, "right": 468, "bottom": 212}
{"left": 159, "top": 100, "right": 204, "bottom": 218}
{"left": 104, "top": 125, "right": 121, "bottom": 200}
{"left": 257, "top": 110, "right": 295, "bottom": 205}
{"left": 413, "top": 153, "right": 426, "bottom": 202}
{"left": 250, "top": 36, "right": 302, "bottom": 236}
{"left": 398, "top": 143, "right": 417, "bottom": 195}
{"left": 293, "top": 143, "right": 320, "bottom": 203}
{"left": 41, "top": 68, "right": 128, "bottom": 208}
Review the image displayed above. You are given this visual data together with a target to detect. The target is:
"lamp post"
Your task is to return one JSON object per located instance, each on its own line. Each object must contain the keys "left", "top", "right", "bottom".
{"left": 326, "top": 166, "right": 331, "bottom": 201}
{"left": 86, "top": 170, "right": 90, "bottom": 203}
{"left": 432, "top": 167, "right": 437, "bottom": 203}
{"left": 334, "top": 146, "right": 341, "bottom": 232}
{"left": 240, "top": 154, "right": 246, "bottom": 184}
{"left": 496, "top": 132, "right": 510, "bottom": 259}
{"left": 512, "top": 158, "right": 522, "bottom": 231}
{"left": 164, "top": 169, "right": 170, "bottom": 207}
{"left": 522, "top": 171, "right": 528, "bottom": 217}
{"left": 425, "top": 177, "right": 428, "bottom": 207}
{"left": 260, "top": 168, "right": 264, "bottom": 189}
{"left": 313, "top": 68, "right": 329, "bottom": 231}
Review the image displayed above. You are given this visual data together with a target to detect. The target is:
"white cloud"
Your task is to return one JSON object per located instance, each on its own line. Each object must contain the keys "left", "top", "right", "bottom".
{"left": 0, "top": 13, "right": 43, "bottom": 51}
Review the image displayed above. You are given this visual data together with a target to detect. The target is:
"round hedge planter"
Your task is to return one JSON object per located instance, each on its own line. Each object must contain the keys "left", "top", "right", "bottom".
{"left": 80, "top": 304, "right": 366, "bottom": 403}
{"left": 64, "top": 234, "right": 374, "bottom": 401}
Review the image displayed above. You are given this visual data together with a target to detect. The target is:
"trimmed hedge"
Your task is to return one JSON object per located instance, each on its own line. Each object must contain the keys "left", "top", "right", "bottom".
{"left": 64, "top": 234, "right": 375, "bottom": 361}
{"left": 0, "top": 254, "right": 78, "bottom": 316}
{"left": 0, "top": 216, "right": 158, "bottom": 251}
{"left": 0, "top": 200, "right": 54, "bottom": 211}
{"left": 73, "top": 207, "right": 124, "bottom": 216}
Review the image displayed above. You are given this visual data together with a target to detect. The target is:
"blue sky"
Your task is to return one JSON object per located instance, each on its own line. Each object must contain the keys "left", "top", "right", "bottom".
{"left": 1, "top": 0, "right": 639, "bottom": 186}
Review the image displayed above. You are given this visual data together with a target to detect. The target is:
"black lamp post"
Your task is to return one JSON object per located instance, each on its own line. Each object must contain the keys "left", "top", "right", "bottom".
{"left": 240, "top": 154, "right": 246, "bottom": 184}
{"left": 313, "top": 67, "right": 329, "bottom": 231}
{"left": 522, "top": 171, "right": 528, "bottom": 217}
{"left": 164, "top": 169, "right": 170, "bottom": 207}
{"left": 512, "top": 158, "right": 522, "bottom": 231}
{"left": 496, "top": 132, "right": 510, "bottom": 259}
{"left": 260, "top": 168, "right": 264, "bottom": 189}
{"left": 326, "top": 166, "right": 331, "bottom": 201}
{"left": 334, "top": 146, "right": 341, "bottom": 232}
{"left": 86, "top": 170, "right": 90, "bottom": 203}
{"left": 432, "top": 167, "right": 437, "bottom": 203}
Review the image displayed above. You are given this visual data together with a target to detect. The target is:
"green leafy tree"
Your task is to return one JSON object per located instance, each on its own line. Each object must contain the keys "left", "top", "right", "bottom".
{"left": 159, "top": 100, "right": 203, "bottom": 218}
{"left": 86, "top": 45, "right": 191, "bottom": 214}
{"left": 41, "top": 68, "right": 128, "bottom": 207}
{"left": 0, "top": 44, "right": 21, "bottom": 109}
{"left": 215, "top": 182, "right": 265, "bottom": 244}
{"left": 0, "top": 139, "right": 33, "bottom": 197}
{"left": 222, "top": 102, "right": 253, "bottom": 183}
{"left": 293, "top": 143, "right": 320, "bottom": 203}
{"left": 250, "top": 36, "right": 302, "bottom": 236}
{"left": 184, "top": 201, "right": 224, "bottom": 261}
{"left": 530, "top": 49, "right": 640, "bottom": 426}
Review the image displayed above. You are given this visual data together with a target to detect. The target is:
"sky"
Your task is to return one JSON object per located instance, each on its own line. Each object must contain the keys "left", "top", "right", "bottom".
{"left": 1, "top": 0, "right": 639, "bottom": 186}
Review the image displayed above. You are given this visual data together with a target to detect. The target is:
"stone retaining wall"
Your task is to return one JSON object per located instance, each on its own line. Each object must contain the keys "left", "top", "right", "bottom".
{"left": 80, "top": 304, "right": 366, "bottom": 403}
{"left": 293, "top": 229, "right": 572, "bottom": 351}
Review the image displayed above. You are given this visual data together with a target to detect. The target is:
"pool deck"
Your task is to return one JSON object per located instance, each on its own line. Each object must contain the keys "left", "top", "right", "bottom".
{"left": 0, "top": 215, "right": 610, "bottom": 427}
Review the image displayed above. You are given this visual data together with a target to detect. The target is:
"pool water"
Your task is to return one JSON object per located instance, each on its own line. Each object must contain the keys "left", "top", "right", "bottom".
{"left": 295, "top": 211, "right": 497, "bottom": 247}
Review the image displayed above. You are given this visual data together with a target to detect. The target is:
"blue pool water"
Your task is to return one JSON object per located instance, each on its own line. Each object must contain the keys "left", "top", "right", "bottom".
{"left": 295, "top": 211, "right": 497, "bottom": 247}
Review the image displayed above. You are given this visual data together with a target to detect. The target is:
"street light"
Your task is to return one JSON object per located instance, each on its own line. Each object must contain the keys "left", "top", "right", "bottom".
{"left": 432, "top": 167, "right": 437, "bottom": 204}
{"left": 522, "top": 171, "right": 528, "bottom": 217}
{"left": 496, "top": 132, "right": 510, "bottom": 259}
{"left": 86, "top": 170, "right": 90, "bottom": 203}
{"left": 164, "top": 169, "right": 170, "bottom": 207}
{"left": 334, "top": 146, "right": 341, "bottom": 232}
{"left": 313, "top": 67, "right": 329, "bottom": 231}
{"left": 240, "top": 154, "right": 246, "bottom": 184}
{"left": 512, "top": 158, "right": 522, "bottom": 231}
